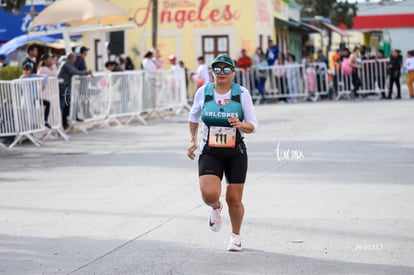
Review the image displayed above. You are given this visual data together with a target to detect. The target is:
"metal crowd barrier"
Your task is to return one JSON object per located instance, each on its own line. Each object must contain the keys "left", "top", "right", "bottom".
{"left": 70, "top": 69, "right": 190, "bottom": 132}
{"left": 1, "top": 77, "right": 66, "bottom": 148}
{"left": 0, "top": 81, "right": 16, "bottom": 148}
{"left": 336, "top": 58, "right": 389, "bottom": 100}
{"left": 142, "top": 68, "right": 190, "bottom": 118}
{"left": 71, "top": 71, "right": 145, "bottom": 132}
{"left": 1, "top": 78, "right": 46, "bottom": 148}
{"left": 234, "top": 62, "right": 328, "bottom": 102}
{"left": 41, "top": 77, "right": 69, "bottom": 141}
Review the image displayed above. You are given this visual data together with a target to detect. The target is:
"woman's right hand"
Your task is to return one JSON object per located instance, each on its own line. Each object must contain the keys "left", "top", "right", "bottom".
{"left": 187, "top": 141, "right": 197, "bottom": 160}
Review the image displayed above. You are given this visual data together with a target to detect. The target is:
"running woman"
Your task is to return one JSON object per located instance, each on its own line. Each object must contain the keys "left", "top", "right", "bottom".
{"left": 187, "top": 54, "right": 258, "bottom": 251}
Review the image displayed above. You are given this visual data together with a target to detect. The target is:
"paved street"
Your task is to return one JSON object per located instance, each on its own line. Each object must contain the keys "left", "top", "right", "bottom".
{"left": 1, "top": 98, "right": 414, "bottom": 275}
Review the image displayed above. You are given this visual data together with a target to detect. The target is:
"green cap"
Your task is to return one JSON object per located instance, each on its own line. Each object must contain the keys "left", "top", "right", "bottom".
{"left": 210, "top": 54, "right": 235, "bottom": 68}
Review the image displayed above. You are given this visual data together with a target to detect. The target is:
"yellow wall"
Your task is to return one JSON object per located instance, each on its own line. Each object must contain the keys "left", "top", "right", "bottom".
{"left": 112, "top": 0, "right": 275, "bottom": 71}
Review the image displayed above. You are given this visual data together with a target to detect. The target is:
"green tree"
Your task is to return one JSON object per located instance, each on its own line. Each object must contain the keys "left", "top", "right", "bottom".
{"left": 297, "top": 0, "right": 357, "bottom": 28}
{"left": 297, "top": 0, "right": 358, "bottom": 52}
{"left": 1, "top": 0, "right": 26, "bottom": 13}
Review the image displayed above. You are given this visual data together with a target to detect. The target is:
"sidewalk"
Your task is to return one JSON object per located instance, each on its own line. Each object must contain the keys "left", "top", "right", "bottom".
{"left": 0, "top": 99, "right": 413, "bottom": 274}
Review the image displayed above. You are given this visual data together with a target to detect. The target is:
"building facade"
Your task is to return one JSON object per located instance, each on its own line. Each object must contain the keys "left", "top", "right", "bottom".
{"left": 109, "top": 0, "right": 310, "bottom": 71}
{"left": 353, "top": 0, "right": 414, "bottom": 57}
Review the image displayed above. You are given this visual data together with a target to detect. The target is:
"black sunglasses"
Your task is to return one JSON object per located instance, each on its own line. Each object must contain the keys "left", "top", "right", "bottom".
{"left": 212, "top": 67, "right": 233, "bottom": 75}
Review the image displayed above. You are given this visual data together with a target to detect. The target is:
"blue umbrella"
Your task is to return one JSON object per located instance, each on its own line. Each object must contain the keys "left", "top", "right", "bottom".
{"left": 0, "top": 34, "right": 58, "bottom": 56}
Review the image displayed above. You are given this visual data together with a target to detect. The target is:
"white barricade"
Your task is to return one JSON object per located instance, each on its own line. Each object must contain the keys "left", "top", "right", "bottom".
{"left": 336, "top": 58, "right": 389, "bottom": 100}
{"left": 0, "top": 81, "right": 17, "bottom": 148}
{"left": 236, "top": 64, "right": 330, "bottom": 103}
{"left": 70, "top": 71, "right": 149, "bottom": 132}
{"left": 41, "top": 77, "right": 69, "bottom": 141}
{"left": 359, "top": 59, "right": 388, "bottom": 96}
{"left": 334, "top": 65, "right": 353, "bottom": 100}
{"left": 142, "top": 69, "right": 191, "bottom": 117}
{"left": 311, "top": 62, "right": 330, "bottom": 101}
{"left": 110, "top": 71, "right": 146, "bottom": 125}
{"left": 9, "top": 77, "right": 46, "bottom": 147}
{"left": 236, "top": 64, "right": 312, "bottom": 102}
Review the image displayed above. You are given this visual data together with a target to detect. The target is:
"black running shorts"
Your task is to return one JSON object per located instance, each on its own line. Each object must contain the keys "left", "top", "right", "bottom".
{"left": 198, "top": 143, "right": 248, "bottom": 183}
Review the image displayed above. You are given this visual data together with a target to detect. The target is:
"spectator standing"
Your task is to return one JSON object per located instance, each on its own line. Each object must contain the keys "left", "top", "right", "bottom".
{"left": 236, "top": 49, "right": 252, "bottom": 88}
{"left": 348, "top": 46, "right": 361, "bottom": 98}
{"left": 168, "top": 55, "right": 181, "bottom": 70}
{"left": 74, "top": 46, "right": 90, "bottom": 120}
{"left": 38, "top": 53, "right": 58, "bottom": 77}
{"left": 192, "top": 56, "right": 211, "bottom": 88}
{"left": 154, "top": 49, "right": 164, "bottom": 69}
{"left": 273, "top": 52, "right": 287, "bottom": 102}
{"left": 388, "top": 49, "right": 403, "bottom": 99}
{"left": 169, "top": 54, "right": 182, "bottom": 95}
{"left": 74, "top": 46, "right": 89, "bottom": 71}
{"left": 0, "top": 54, "right": 7, "bottom": 67}
{"left": 57, "top": 53, "right": 91, "bottom": 130}
{"left": 22, "top": 44, "right": 38, "bottom": 73}
{"left": 237, "top": 49, "right": 252, "bottom": 70}
{"left": 405, "top": 50, "right": 414, "bottom": 99}
{"left": 179, "top": 60, "right": 189, "bottom": 90}
{"left": 253, "top": 54, "right": 268, "bottom": 104}
{"left": 125, "top": 56, "right": 135, "bottom": 70}
{"left": 286, "top": 53, "right": 300, "bottom": 103}
{"left": 315, "top": 49, "right": 329, "bottom": 94}
{"left": 118, "top": 57, "right": 126, "bottom": 70}
{"left": 376, "top": 49, "right": 388, "bottom": 99}
{"left": 305, "top": 54, "right": 317, "bottom": 100}
{"left": 105, "top": 61, "right": 116, "bottom": 72}
{"left": 252, "top": 47, "right": 264, "bottom": 65}
{"left": 265, "top": 39, "right": 279, "bottom": 66}
{"left": 142, "top": 51, "right": 157, "bottom": 71}
{"left": 20, "top": 63, "right": 51, "bottom": 129}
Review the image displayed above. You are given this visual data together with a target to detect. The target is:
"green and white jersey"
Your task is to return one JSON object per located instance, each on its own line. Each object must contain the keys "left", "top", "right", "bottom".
{"left": 189, "top": 83, "right": 258, "bottom": 151}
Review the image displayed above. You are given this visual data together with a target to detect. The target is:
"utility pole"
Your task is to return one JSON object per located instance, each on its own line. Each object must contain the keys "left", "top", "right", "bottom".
{"left": 152, "top": 0, "right": 158, "bottom": 50}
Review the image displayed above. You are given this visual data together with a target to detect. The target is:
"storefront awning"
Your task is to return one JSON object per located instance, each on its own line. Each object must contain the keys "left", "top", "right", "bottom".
{"left": 322, "top": 22, "right": 350, "bottom": 36}
{"left": 298, "top": 22, "right": 324, "bottom": 34}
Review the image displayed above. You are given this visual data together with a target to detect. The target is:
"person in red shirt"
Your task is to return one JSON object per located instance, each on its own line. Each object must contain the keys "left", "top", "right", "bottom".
{"left": 237, "top": 49, "right": 252, "bottom": 71}
{"left": 236, "top": 49, "right": 252, "bottom": 88}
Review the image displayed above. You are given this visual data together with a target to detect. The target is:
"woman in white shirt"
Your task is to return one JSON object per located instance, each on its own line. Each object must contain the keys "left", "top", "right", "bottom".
{"left": 405, "top": 50, "right": 414, "bottom": 98}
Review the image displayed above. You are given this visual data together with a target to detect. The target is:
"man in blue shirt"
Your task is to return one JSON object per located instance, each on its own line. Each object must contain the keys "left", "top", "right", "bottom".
{"left": 265, "top": 39, "right": 279, "bottom": 66}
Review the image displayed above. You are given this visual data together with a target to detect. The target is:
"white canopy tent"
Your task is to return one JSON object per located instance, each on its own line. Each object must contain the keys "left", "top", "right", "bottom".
{"left": 28, "top": 0, "right": 137, "bottom": 65}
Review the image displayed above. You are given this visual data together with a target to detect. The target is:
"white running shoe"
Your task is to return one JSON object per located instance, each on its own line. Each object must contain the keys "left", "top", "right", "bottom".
{"left": 209, "top": 201, "right": 223, "bottom": 232}
{"left": 227, "top": 233, "right": 242, "bottom": 251}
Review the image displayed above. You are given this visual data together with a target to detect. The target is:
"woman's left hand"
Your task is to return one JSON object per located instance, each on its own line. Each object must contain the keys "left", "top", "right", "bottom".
{"left": 228, "top": 116, "right": 242, "bottom": 128}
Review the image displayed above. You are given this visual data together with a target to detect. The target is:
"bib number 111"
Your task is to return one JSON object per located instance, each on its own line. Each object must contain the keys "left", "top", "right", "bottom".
{"left": 208, "top": 126, "right": 236, "bottom": 148}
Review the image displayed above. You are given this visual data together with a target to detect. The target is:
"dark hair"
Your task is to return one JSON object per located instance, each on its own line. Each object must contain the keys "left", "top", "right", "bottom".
{"left": 144, "top": 51, "right": 153, "bottom": 58}
{"left": 23, "top": 62, "right": 34, "bottom": 71}
{"left": 197, "top": 56, "right": 204, "bottom": 61}
{"left": 41, "top": 53, "right": 51, "bottom": 60}
{"left": 27, "top": 44, "right": 37, "bottom": 53}
{"left": 105, "top": 61, "right": 114, "bottom": 68}
{"left": 80, "top": 46, "right": 89, "bottom": 54}
{"left": 288, "top": 53, "right": 296, "bottom": 62}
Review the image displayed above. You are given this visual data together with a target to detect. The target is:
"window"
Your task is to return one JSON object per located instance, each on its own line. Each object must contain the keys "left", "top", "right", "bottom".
{"left": 94, "top": 39, "right": 103, "bottom": 71}
{"left": 202, "top": 35, "right": 229, "bottom": 65}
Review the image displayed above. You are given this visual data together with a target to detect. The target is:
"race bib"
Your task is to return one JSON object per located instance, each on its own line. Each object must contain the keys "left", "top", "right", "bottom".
{"left": 208, "top": 126, "right": 236, "bottom": 148}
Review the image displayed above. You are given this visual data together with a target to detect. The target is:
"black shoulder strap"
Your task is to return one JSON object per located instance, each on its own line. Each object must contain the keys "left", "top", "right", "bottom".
{"left": 204, "top": 83, "right": 214, "bottom": 103}
{"left": 231, "top": 94, "right": 240, "bottom": 103}
{"left": 204, "top": 83, "right": 241, "bottom": 103}
{"left": 230, "top": 83, "right": 241, "bottom": 103}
